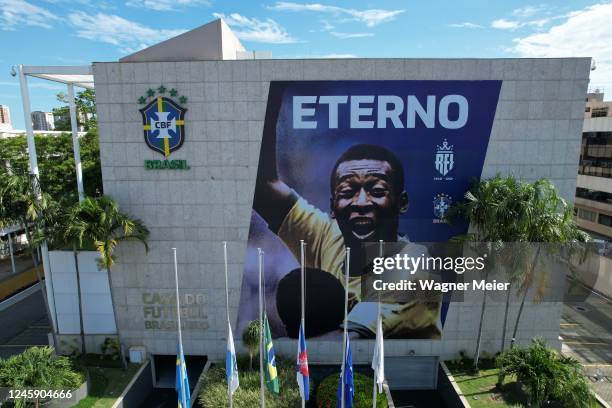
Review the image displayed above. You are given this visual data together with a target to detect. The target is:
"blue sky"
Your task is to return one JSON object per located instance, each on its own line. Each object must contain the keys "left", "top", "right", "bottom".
{"left": 2, "top": 0, "right": 611, "bottom": 129}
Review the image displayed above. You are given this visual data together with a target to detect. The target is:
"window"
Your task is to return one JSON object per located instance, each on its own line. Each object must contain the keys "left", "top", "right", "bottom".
{"left": 578, "top": 208, "right": 597, "bottom": 222}
{"left": 599, "top": 214, "right": 612, "bottom": 227}
{"left": 585, "top": 107, "right": 591, "bottom": 112}
{"left": 592, "top": 107, "right": 609, "bottom": 118}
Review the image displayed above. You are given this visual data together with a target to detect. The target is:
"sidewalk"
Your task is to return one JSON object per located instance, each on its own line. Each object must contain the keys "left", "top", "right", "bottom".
{"left": 561, "top": 287, "right": 612, "bottom": 405}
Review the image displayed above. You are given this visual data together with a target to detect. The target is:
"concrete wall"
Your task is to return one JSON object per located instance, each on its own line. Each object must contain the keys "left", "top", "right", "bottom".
{"left": 93, "top": 58, "right": 590, "bottom": 362}
{"left": 48, "top": 251, "right": 116, "bottom": 335}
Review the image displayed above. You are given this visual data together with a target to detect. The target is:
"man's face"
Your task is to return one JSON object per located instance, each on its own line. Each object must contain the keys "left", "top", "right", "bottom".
{"left": 331, "top": 159, "right": 408, "bottom": 245}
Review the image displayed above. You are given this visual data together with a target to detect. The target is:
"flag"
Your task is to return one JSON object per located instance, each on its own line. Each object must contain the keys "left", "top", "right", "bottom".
{"left": 263, "top": 314, "right": 280, "bottom": 394}
{"left": 296, "top": 323, "right": 310, "bottom": 401}
{"left": 337, "top": 336, "right": 354, "bottom": 408}
{"left": 226, "top": 324, "right": 240, "bottom": 396}
{"left": 175, "top": 343, "right": 191, "bottom": 408}
{"left": 371, "top": 315, "right": 385, "bottom": 394}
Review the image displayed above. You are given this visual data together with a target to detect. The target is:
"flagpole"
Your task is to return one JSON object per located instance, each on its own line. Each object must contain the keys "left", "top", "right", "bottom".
{"left": 223, "top": 242, "right": 233, "bottom": 408}
{"left": 258, "top": 249, "right": 266, "bottom": 408}
{"left": 172, "top": 248, "right": 187, "bottom": 408}
{"left": 341, "top": 247, "right": 350, "bottom": 408}
{"left": 372, "top": 240, "right": 384, "bottom": 408}
{"left": 300, "top": 240, "right": 306, "bottom": 408}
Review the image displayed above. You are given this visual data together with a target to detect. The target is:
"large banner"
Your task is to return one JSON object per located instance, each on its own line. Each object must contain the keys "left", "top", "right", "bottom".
{"left": 237, "top": 81, "right": 501, "bottom": 340}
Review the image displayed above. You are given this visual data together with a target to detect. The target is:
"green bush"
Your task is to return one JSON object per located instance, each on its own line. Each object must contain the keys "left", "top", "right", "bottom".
{"left": 0, "top": 346, "right": 84, "bottom": 407}
{"left": 199, "top": 356, "right": 303, "bottom": 408}
{"left": 496, "top": 338, "right": 596, "bottom": 408}
{"left": 316, "top": 372, "right": 388, "bottom": 408}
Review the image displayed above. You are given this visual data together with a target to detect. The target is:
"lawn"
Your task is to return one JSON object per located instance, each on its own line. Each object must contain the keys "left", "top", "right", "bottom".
{"left": 445, "top": 359, "right": 527, "bottom": 408}
{"left": 72, "top": 356, "right": 141, "bottom": 408}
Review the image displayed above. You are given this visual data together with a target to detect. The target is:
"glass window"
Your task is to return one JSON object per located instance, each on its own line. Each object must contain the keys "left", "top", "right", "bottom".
{"left": 599, "top": 214, "right": 612, "bottom": 227}
{"left": 578, "top": 208, "right": 597, "bottom": 222}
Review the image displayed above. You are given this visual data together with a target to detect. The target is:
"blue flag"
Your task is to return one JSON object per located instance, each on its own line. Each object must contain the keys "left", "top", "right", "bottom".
{"left": 337, "top": 336, "right": 354, "bottom": 408}
{"left": 176, "top": 343, "right": 191, "bottom": 408}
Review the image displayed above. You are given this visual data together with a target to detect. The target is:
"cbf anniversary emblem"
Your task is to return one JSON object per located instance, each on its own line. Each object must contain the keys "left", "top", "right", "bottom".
{"left": 435, "top": 139, "right": 454, "bottom": 178}
{"left": 138, "top": 86, "right": 190, "bottom": 170}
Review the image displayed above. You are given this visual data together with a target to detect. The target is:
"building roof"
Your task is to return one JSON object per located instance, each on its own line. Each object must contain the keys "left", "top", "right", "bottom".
{"left": 119, "top": 18, "right": 246, "bottom": 62}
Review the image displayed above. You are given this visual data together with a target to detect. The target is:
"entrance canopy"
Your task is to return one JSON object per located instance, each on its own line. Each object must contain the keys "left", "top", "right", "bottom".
{"left": 20, "top": 65, "right": 94, "bottom": 89}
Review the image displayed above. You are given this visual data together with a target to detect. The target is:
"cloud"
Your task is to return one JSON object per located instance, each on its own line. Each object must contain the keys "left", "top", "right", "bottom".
{"left": 0, "top": 81, "right": 64, "bottom": 90}
{"left": 0, "top": 0, "right": 58, "bottom": 30}
{"left": 126, "top": 0, "right": 209, "bottom": 11}
{"left": 512, "top": 5, "right": 544, "bottom": 18}
{"left": 213, "top": 12, "right": 297, "bottom": 44}
{"left": 510, "top": 3, "right": 612, "bottom": 87}
{"left": 491, "top": 18, "right": 521, "bottom": 30}
{"left": 68, "top": 12, "right": 186, "bottom": 52}
{"left": 329, "top": 31, "right": 373, "bottom": 39}
{"left": 448, "top": 22, "right": 482, "bottom": 29}
{"left": 270, "top": 2, "right": 404, "bottom": 27}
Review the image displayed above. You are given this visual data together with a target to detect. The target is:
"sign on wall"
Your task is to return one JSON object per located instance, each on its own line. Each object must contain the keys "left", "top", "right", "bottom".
{"left": 138, "top": 86, "right": 190, "bottom": 170}
{"left": 237, "top": 80, "right": 501, "bottom": 340}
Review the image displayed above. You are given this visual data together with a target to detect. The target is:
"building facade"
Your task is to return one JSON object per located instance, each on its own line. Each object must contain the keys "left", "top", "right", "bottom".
{"left": 575, "top": 91, "right": 612, "bottom": 240}
{"left": 90, "top": 55, "right": 590, "bottom": 368}
{"left": 31, "top": 110, "right": 55, "bottom": 131}
{"left": 0, "top": 105, "right": 11, "bottom": 131}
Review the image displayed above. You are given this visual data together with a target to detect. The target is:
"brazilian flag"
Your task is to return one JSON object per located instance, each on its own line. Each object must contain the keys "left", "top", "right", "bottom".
{"left": 264, "top": 314, "right": 280, "bottom": 394}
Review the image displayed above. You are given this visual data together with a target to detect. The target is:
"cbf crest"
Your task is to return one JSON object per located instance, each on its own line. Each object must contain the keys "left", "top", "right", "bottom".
{"left": 435, "top": 139, "right": 454, "bottom": 178}
{"left": 433, "top": 193, "right": 452, "bottom": 223}
{"left": 139, "top": 86, "right": 188, "bottom": 158}
{"left": 138, "top": 86, "right": 190, "bottom": 170}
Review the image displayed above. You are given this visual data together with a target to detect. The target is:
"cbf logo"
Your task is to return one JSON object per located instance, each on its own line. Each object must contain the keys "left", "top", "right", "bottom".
{"left": 434, "top": 139, "right": 454, "bottom": 179}
{"left": 433, "top": 193, "right": 452, "bottom": 223}
{"left": 140, "top": 96, "right": 186, "bottom": 157}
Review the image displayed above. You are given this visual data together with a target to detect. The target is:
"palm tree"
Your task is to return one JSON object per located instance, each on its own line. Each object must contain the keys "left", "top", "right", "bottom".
{"left": 0, "top": 171, "right": 59, "bottom": 349}
{"left": 496, "top": 338, "right": 595, "bottom": 407}
{"left": 65, "top": 195, "right": 149, "bottom": 368}
{"left": 0, "top": 346, "right": 82, "bottom": 408}
{"left": 508, "top": 179, "right": 589, "bottom": 349}
{"left": 242, "top": 320, "right": 260, "bottom": 370}
{"left": 448, "top": 176, "right": 589, "bottom": 369}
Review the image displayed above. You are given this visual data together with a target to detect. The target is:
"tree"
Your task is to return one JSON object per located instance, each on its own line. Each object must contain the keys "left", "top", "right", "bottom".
{"left": 448, "top": 176, "right": 589, "bottom": 370}
{"left": 0, "top": 171, "right": 59, "bottom": 349}
{"left": 55, "top": 89, "right": 97, "bottom": 131}
{"left": 0, "top": 346, "right": 82, "bottom": 408}
{"left": 0, "top": 130, "right": 103, "bottom": 209}
{"left": 496, "top": 338, "right": 595, "bottom": 407}
{"left": 242, "top": 320, "right": 260, "bottom": 370}
{"left": 65, "top": 196, "right": 149, "bottom": 368}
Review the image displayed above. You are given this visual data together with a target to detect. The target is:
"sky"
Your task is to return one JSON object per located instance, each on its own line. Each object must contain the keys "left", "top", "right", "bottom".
{"left": 1, "top": 0, "right": 611, "bottom": 129}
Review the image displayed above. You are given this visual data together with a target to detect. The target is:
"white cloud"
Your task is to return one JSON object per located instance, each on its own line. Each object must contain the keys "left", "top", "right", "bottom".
{"left": 319, "top": 53, "right": 357, "bottom": 58}
{"left": 329, "top": 31, "right": 373, "bottom": 39}
{"left": 0, "top": 81, "right": 64, "bottom": 90}
{"left": 126, "top": 0, "right": 209, "bottom": 11}
{"left": 68, "top": 12, "right": 186, "bottom": 52}
{"left": 213, "top": 12, "right": 297, "bottom": 44}
{"left": 512, "top": 5, "right": 544, "bottom": 18}
{"left": 270, "top": 2, "right": 404, "bottom": 27}
{"left": 491, "top": 18, "right": 521, "bottom": 30}
{"left": 0, "top": 0, "right": 58, "bottom": 30}
{"left": 510, "top": 3, "right": 612, "bottom": 87}
{"left": 449, "top": 22, "right": 482, "bottom": 29}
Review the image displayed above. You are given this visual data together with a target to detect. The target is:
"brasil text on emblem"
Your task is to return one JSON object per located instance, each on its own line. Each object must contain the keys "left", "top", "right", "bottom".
{"left": 140, "top": 96, "right": 187, "bottom": 158}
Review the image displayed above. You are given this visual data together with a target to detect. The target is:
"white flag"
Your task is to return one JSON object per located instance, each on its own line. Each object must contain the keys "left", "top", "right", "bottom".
{"left": 226, "top": 324, "right": 239, "bottom": 396}
{"left": 371, "top": 315, "right": 385, "bottom": 393}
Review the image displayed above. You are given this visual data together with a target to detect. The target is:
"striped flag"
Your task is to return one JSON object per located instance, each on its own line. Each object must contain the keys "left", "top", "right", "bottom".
{"left": 372, "top": 315, "right": 385, "bottom": 394}
{"left": 296, "top": 323, "right": 310, "bottom": 401}
{"left": 226, "top": 324, "right": 240, "bottom": 396}
{"left": 263, "top": 315, "right": 280, "bottom": 394}
{"left": 175, "top": 343, "right": 191, "bottom": 408}
{"left": 337, "top": 336, "right": 354, "bottom": 408}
